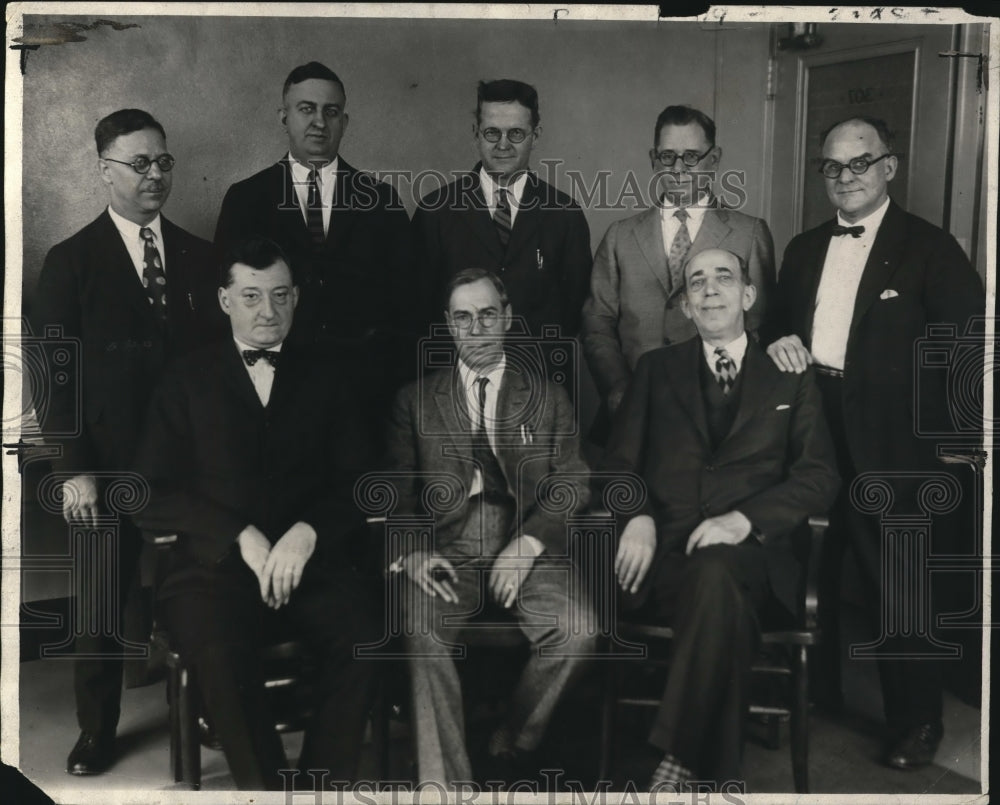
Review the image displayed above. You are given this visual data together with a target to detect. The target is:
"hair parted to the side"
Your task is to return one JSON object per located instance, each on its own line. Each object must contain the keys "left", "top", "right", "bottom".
{"left": 476, "top": 79, "right": 540, "bottom": 128}
{"left": 652, "top": 105, "right": 716, "bottom": 147}
{"left": 282, "top": 61, "right": 345, "bottom": 99}
{"left": 94, "top": 109, "right": 166, "bottom": 155}
{"left": 220, "top": 237, "right": 295, "bottom": 287}
{"left": 443, "top": 267, "right": 510, "bottom": 310}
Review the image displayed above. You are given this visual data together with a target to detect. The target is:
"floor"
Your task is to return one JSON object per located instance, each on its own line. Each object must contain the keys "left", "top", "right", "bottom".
{"left": 13, "top": 605, "right": 984, "bottom": 803}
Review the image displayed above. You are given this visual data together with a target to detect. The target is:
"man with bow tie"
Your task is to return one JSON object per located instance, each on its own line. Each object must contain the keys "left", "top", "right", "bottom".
{"left": 764, "top": 116, "right": 985, "bottom": 770}
{"left": 133, "top": 238, "right": 381, "bottom": 789}
{"left": 32, "top": 108, "right": 226, "bottom": 776}
{"left": 602, "top": 247, "right": 838, "bottom": 790}
{"left": 386, "top": 268, "right": 595, "bottom": 785}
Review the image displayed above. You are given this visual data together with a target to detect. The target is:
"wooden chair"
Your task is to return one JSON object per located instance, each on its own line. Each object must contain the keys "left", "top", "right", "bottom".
{"left": 596, "top": 515, "right": 829, "bottom": 794}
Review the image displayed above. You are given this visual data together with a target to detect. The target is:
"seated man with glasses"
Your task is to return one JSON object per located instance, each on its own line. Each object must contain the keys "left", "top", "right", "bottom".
{"left": 386, "top": 268, "right": 596, "bottom": 786}
{"left": 32, "top": 107, "right": 226, "bottom": 776}
{"left": 763, "top": 115, "right": 986, "bottom": 771}
{"left": 582, "top": 105, "right": 776, "bottom": 435}
{"left": 412, "top": 79, "right": 592, "bottom": 344}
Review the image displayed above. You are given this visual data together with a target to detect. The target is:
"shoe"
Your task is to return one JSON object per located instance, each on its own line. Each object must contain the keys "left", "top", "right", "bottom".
{"left": 66, "top": 731, "right": 114, "bottom": 775}
{"left": 885, "top": 722, "right": 944, "bottom": 770}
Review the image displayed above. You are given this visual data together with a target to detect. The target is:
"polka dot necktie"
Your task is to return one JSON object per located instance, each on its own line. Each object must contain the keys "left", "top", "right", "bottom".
{"left": 139, "top": 227, "right": 167, "bottom": 324}
{"left": 714, "top": 347, "right": 737, "bottom": 395}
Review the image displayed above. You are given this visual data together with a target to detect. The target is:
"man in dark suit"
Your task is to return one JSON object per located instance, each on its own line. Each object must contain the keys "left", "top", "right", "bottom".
{"left": 583, "top": 106, "right": 775, "bottom": 421}
{"left": 132, "top": 238, "right": 381, "bottom": 790}
{"left": 387, "top": 268, "right": 595, "bottom": 785}
{"left": 32, "top": 108, "right": 225, "bottom": 775}
{"left": 214, "top": 61, "right": 411, "bottom": 400}
{"left": 764, "top": 116, "right": 985, "bottom": 769}
{"left": 603, "top": 248, "right": 838, "bottom": 789}
{"left": 412, "top": 79, "right": 592, "bottom": 343}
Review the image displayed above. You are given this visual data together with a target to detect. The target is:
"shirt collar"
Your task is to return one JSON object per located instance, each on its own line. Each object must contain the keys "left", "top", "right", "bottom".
{"left": 288, "top": 153, "right": 340, "bottom": 182}
{"left": 458, "top": 352, "right": 507, "bottom": 392}
{"left": 836, "top": 196, "right": 890, "bottom": 232}
{"left": 108, "top": 205, "right": 162, "bottom": 243}
{"left": 659, "top": 193, "right": 713, "bottom": 224}
{"left": 479, "top": 166, "right": 529, "bottom": 204}
{"left": 234, "top": 337, "right": 283, "bottom": 357}
{"left": 702, "top": 331, "right": 748, "bottom": 368}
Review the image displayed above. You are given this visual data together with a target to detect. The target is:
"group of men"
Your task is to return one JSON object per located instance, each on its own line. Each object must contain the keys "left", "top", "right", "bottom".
{"left": 32, "top": 59, "right": 984, "bottom": 792}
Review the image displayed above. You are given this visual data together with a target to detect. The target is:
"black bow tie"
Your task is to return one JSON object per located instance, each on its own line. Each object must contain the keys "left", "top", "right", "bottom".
{"left": 242, "top": 349, "right": 279, "bottom": 368}
{"left": 831, "top": 224, "right": 865, "bottom": 238}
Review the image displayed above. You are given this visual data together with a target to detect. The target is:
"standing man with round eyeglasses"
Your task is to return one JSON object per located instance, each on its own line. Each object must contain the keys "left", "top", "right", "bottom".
{"left": 582, "top": 105, "right": 775, "bottom": 433}
{"left": 763, "top": 116, "right": 985, "bottom": 770}
{"left": 32, "top": 108, "right": 225, "bottom": 776}
{"left": 412, "top": 79, "right": 592, "bottom": 346}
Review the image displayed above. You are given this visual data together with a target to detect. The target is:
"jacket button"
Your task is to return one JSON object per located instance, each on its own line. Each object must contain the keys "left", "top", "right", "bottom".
{"left": 705, "top": 465, "right": 714, "bottom": 472}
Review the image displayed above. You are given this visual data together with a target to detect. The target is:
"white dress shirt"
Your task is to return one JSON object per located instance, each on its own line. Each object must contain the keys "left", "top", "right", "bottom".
{"left": 479, "top": 167, "right": 529, "bottom": 228}
{"left": 701, "top": 331, "right": 748, "bottom": 375}
{"left": 289, "top": 154, "right": 339, "bottom": 236}
{"left": 659, "top": 193, "right": 712, "bottom": 256}
{"left": 811, "top": 197, "right": 890, "bottom": 370}
{"left": 234, "top": 338, "right": 282, "bottom": 406}
{"left": 456, "top": 355, "right": 544, "bottom": 557}
{"left": 107, "top": 206, "right": 166, "bottom": 281}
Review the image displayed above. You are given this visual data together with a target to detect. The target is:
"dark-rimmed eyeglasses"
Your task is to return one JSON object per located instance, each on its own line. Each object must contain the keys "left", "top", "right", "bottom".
{"left": 652, "top": 147, "right": 714, "bottom": 169}
{"left": 819, "top": 153, "right": 895, "bottom": 179}
{"left": 102, "top": 154, "right": 176, "bottom": 174}
{"left": 449, "top": 310, "right": 501, "bottom": 329}
{"left": 479, "top": 127, "right": 531, "bottom": 144}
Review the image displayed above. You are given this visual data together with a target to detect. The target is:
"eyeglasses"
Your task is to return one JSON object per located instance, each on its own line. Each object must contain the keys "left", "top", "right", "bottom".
{"left": 102, "top": 154, "right": 176, "bottom": 174}
{"left": 449, "top": 309, "right": 501, "bottom": 329}
{"left": 652, "top": 147, "right": 714, "bottom": 169}
{"left": 479, "top": 127, "right": 531, "bottom": 144}
{"left": 819, "top": 153, "right": 895, "bottom": 179}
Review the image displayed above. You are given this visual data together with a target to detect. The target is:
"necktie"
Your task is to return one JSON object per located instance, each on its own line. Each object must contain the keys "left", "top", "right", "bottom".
{"left": 494, "top": 187, "right": 511, "bottom": 249}
{"left": 714, "top": 347, "right": 737, "bottom": 395}
{"left": 306, "top": 168, "right": 325, "bottom": 246}
{"left": 667, "top": 208, "right": 692, "bottom": 289}
{"left": 831, "top": 224, "right": 865, "bottom": 238}
{"left": 473, "top": 376, "right": 509, "bottom": 503}
{"left": 139, "top": 227, "right": 167, "bottom": 324}
{"left": 242, "top": 349, "right": 280, "bottom": 368}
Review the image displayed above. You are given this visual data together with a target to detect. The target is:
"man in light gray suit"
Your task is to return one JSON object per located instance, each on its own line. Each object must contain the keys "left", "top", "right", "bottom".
{"left": 582, "top": 105, "right": 775, "bottom": 420}
{"left": 387, "top": 268, "right": 595, "bottom": 786}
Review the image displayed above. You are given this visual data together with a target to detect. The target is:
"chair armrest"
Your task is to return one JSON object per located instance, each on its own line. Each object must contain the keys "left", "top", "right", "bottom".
{"left": 143, "top": 532, "right": 178, "bottom": 549}
{"left": 802, "top": 515, "right": 830, "bottom": 630}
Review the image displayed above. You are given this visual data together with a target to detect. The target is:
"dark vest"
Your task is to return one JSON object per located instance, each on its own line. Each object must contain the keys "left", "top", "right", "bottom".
{"left": 699, "top": 350, "right": 745, "bottom": 450}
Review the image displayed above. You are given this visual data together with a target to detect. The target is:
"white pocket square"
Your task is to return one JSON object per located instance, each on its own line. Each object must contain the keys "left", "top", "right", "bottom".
{"left": 775, "top": 404, "right": 791, "bottom": 411}
{"left": 880, "top": 289, "right": 899, "bottom": 300}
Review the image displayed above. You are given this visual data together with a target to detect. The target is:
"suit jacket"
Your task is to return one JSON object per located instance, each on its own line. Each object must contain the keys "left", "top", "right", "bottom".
{"left": 412, "top": 165, "right": 592, "bottom": 337}
{"left": 764, "top": 201, "right": 986, "bottom": 474}
{"left": 582, "top": 204, "right": 775, "bottom": 401}
{"left": 602, "top": 337, "right": 839, "bottom": 613}
{"left": 32, "top": 210, "right": 226, "bottom": 475}
{"left": 386, "top": 358, "right": 591, "bottom": 556}
{"left": 132, "top": 340, "right": 373, "bottom": 596}
{"left": 214, "top": 157, "right": 412, "bottom": 350}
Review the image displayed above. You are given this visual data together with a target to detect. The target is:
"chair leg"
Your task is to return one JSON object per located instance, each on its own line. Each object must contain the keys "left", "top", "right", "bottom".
{"left": 791, "top": 645, "right": 809, "bottom": 793}
{"left": 765, "top": 714, "right": 781, "bottom": 750}
{"left": 167, "top": 661, "right": 182, "bottom": 783}
{"left": 598, "top": 658, "right": 617, "bottom": 786}
{"left": 177, "top": 666, "right": 202, "bottom": 789}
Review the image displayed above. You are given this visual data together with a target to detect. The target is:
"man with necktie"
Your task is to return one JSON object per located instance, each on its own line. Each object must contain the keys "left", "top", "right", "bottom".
{"left": 133, "top": 238, "right": 381, "bottom": 790}
{"left": 582, "top": 105, "right": 775, "bottom": 429}
{"left": 764, "top": 116, "right": 985, "bottom": 769}
{"left": 412, "top": 79, "right": 592, "bottom": 343}
{"left": 386, "top": 268, "right": 595, "bottom": 785}
{"left": 602, "top": 247, "right": 838, "bottom": 790}
{"left": 32, "top": 108, "right": 225, "bottom": 775}
{"left": 214, "top": 62, "right": 411, "bottom": 425}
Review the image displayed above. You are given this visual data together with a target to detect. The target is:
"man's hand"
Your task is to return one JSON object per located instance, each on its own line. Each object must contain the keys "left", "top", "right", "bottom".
{"left": 607, "top": 387, "right": 627, "bottom": 415}
{"left": 489, "top": 537, "right": 541, "bottom": 609}
{"left": 237, "top": 525, "right": 273, "bottom": 604}
{"left": 400, "top": 551, "right": 459, "bottom": 603}
{"left": 261, "top": 522, "right": 317, "bottom": 608}
{"left": 766, "top": 335, "right": 813, "bottom": 374}
{"left": 62, "top": 474, "right": 100, "bottom": 527}
{"left": 685, "top": 511, "right": 752, "bottom": 555}
{"left": 615, "top": 515, "right": 656, "bottom": 594}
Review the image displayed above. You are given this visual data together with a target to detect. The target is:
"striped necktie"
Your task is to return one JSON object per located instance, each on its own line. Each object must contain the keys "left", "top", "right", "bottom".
{"left": 139, "top": 227, "right": 167, "bottom": 324}
{"left": 306, "top": 168, "right": 325, "bottom": 246}
{"left": 494, "top": 187, "right": 511, "bottom": 249}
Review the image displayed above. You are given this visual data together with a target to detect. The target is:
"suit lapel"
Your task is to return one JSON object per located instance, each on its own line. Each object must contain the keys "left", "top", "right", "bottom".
{"left": 274, "top": 158, "right": 316, "bottom": 249}
{"left": 456, "top": 169, "right": 505, "bottom": 259}
{"left": 665, "top": 340, "right": 710, "bottom": 446}
{"left": 800, "top": 222, "right": 834, "bottom": 343}
{"left": 690, "top": 207, "right": 731, "bottom": 253}
{"left": 848, "top": 201, "right": 906, "bottom": 344}
{"left": 97, "top": 211, "right": 162, "bottom": 325}
{"left": 726, "top": 340, "right": 779, "bottom": 440}
{"left": 222, "top": 341, "right": 268, "bottom": 413}
{"left": 631, "top": 206, "right": 672, "bottom": 296}
{"left": 432, "top": 369, "right": 474, "bottom": 467}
